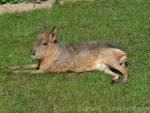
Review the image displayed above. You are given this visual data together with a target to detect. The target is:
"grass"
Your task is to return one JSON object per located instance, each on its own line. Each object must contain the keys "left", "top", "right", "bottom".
{"left": 0, "top": 0, "right": 150, "bottom": 113}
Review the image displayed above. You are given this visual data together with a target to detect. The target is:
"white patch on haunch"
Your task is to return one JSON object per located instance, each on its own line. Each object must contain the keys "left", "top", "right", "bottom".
{"left": 94, "top": 64, "right": 108, "bottom": 71}
{"left": 114, "top": 48, "right": 123, "bottom": 52}
{"left": 114, "top": 48, "right": 127, "bottom": 63}
{"left": 120, "top": 55, "right": 127, "bottom": 63}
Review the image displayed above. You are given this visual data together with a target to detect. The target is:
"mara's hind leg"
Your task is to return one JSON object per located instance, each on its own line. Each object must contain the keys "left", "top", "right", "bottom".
{"left": 97, "top": 64, "right": 120, "bottom": 84}
{"left": 110, "top": 63, "right": 128, "bottom": 82}
{"left": 104, "top": 67, "right": 120, "bottom": 84}
{"left": 8, "top": 64, "right": 38, "bottom": 71}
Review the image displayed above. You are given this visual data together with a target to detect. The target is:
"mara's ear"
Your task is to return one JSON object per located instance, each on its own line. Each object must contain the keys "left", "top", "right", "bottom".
{"left": 48, "top": 27, "right": 57, "bottom": 43}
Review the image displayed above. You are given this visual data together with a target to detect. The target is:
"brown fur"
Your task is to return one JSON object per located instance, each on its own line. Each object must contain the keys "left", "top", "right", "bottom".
{"left": 9, "top": 27, "right": 128, "bottom": 83}
{"left": 112, "top": 49, "right": 126, "bottom": 61}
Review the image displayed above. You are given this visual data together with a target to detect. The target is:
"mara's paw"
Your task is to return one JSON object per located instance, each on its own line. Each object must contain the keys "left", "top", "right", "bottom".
{"left": 111, "top": 79, "right": 119, "bottom": 85}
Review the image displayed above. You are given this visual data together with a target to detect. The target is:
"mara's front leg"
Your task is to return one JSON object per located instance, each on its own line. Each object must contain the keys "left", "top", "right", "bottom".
{"left": 8, "top": 64, "right": 38, "bottom": 71}
{"left": 11, "top": 69, "right": 44, "bottom": 74}
{"left": 7, "top": 64, "right": 40, "bottom": 74}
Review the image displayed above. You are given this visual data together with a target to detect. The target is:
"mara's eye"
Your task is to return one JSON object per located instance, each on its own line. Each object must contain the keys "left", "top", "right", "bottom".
{"left": 43, "top": 42, "right": 48, "bottom": 46}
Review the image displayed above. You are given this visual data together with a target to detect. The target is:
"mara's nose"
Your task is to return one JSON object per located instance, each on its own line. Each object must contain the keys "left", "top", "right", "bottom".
{"left": 31, "top": 50, "right": 36, "bottom": 55}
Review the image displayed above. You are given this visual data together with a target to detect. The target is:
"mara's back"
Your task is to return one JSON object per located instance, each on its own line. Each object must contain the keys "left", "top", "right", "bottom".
{"left": 58, "top": 41, "right": 119, "bottom": 55}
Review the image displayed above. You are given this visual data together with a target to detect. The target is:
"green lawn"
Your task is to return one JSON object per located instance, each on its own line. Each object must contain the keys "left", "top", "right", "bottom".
{"left": 0, "top": 0, "right": 150, "bottom": 113}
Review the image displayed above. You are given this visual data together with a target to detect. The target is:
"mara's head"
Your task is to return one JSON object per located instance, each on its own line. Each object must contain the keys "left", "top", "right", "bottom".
{"left": 31, "top": 26, "right": 57, "bottom": 60}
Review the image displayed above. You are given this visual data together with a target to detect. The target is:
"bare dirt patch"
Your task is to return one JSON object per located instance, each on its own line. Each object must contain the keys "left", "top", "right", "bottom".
{"left": 0, "top": 0, "right": 55, "bottom": 15}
